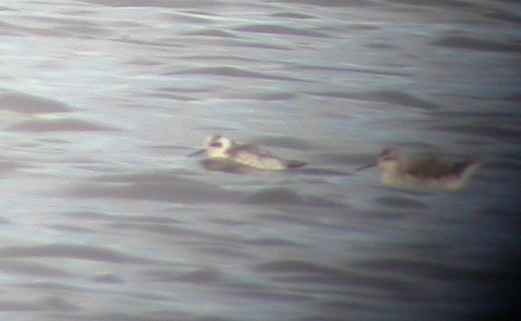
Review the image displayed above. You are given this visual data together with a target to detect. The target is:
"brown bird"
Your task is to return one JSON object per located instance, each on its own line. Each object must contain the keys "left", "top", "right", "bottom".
{"left": 356, "top": 148, "right": 480, "bottom": 191}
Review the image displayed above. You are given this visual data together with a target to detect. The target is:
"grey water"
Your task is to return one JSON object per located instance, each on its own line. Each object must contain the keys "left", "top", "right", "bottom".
{"left": 1, "top": 1, "right": 520, "bottom": 320}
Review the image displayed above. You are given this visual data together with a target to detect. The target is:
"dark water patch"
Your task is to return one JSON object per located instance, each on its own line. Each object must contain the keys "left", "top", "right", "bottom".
{"left": 20, "top": 281, "right": 169, "bottom": 301}
{"left": 255, "top": 212, "right": 331, "bottom": 230}
{"left": 106, "top": 222, "right": 257, "bottom": 255}
{"left": 0, "top": 297, "right": 78, "bottom": 312}
{"left": 183, "top": 9, "right": 224, "bottom": 16}
{"left": 68, "top": 173, "right": 241, "bottom": 203}
{"left": 223, "top": 90, "right": 296, "bottom": 101}
{"left": 345, "top": 23, "right": 381, "bottom": 31}
{"left": 60, "top": 8, "right": 99, "bottom": 16}
{"left": 243, "top": 187, "right": 344, "bottom": 208}
{"left": 500, "top": 149, "right": 521, "bottom": 162}
{"left": 367, "top": 42, "right": 397, "bottom": 49}
{"left": 0, "top": 300, "right": 42, "bottom": 312}
{"left": 316, "top": 108, "right": 354, "bottom": 120}
{"left": 256, "top": 91, "right": 298, "bottom": 101}
{"left": 271, "top": 12, "right": 316, "bottom": 19}
{"left": 255, "top": 260, "right": 414, "bottom": 294}
{"left": 126, "top": 58, "right": 163, "bottom": 66}
{"left": 166, "top": 66, "right": 305, "bottom": 82}
{"left": 68, "top": 311, "right": 228, "bottom": 321}
{"left": 296, "top": 64, "right": 409, "bottom": 77}
{"left": 485, "top": 9, "right": 521, "bottom": 24}
{"left": 272, "top": 0, "right": 379, "bottom": 7}
{"left": 300, "top": 314, "right": 361, "bottom": 321}
{"left": 196, "top": 245, "right": 254, "bottom": 260}
{"left": 0, "top": 260, "right": 73, "bottom": 278}
{"left": 38, "top": 137, "right": 70, "bottom": 144}
{"left": 107, "top": 222, "right": 198, "bottom": 238}
{"left": 315, "top": 299, "right": 373, "bottom": 313}
{"left": 47, "top": 224, "right": 96, "bottom": 234}
{"left": 255, "top": 260, "right": 345, "bottom": 275}
{"left": 82, "top": 0, "right": 226, "bottom": 8}
{"left": 63, "top": 211, "right": 183, "bottom": 225}
{"left": 183, "top": 29, "right": 238, "bottom": 38}
{"left": 234, "top": 24, "right": 327, "bottom": 38}
{"left": 361, "top": 208, "right": 416, "bottom": 222}
{"left": 143, "top": 267, "right": 223, "bottom": 284}
{"left": 92, "top": 273, "right": 124, "bottom": 284}
{"left": 295, "top": 167, "right": 352, "bottom": 176}
{"left": 0, "top": 244, "right": 155, "bottom": 264}
{"left": 273, "top": 273, "right": 414, "bottom": 295}
{"left": 0, "top": 160, "right": 27, "bottom": 176}
{"left": 153, "top": 92, "right": 200, "bottom": 101}
{"left": 175, "top": 268, "right": 224, "bottom": 284}
{"left": 385, "top": 141, "right": 438, "bottom": 152}
{"left": 112, "top": 36, "right": 183, "bottom": 48}
{"left": 375, "top": 91, "right": 441, "bottom": 110}
{"left": 41, "top": 297, "right": 79, "bottom": 312}
{"left": 374, "top": 195, "right": 428, "bottom": 210}
{"left": 433, "top": 110, "right": 521, "bottom": 120}
{"left": 352, "top": 258, "right": 513, "bottom": 284}
{"left": 207, "top": 217, "right": 249, "bottom": 226}
{"left": 503, "top": 93, "right": 521, "bottom": 102}
{"left": 431, "top": 35, "right": 521, "bottom": 53}
{"left": 484, "top": 159, "right": 521, "bottom": 172}
{"left": 0, "top": 92, "right": 73, "bottom": 114}
{"left": 373, "top": 182, "right": 439, "bottom": 197}
{"left": 8, "top": 118, "right": 119, "bottom": 132}
{"left": 391, "top": 0, "right": 473, "bottom": 8}
{"left": 220, "top": 38, "right": 293, "bottom": 50}
{"left": 311, "top": 90, "right": 441, "bottom": 110}
{"left": 431, "top": 124, "right": 521, "bottom": 144}
{"left": 480, "top": 207, "right": 521, "bottom": 220}
{"left": 157, "top": 85, "right": 219, "bottom": 94}
{"left": 245, "top": 237, "right": 301, "bottom": 247}
{"left": 180, "top": 54, "right": 266, "bottom": 64}
{"left": 314, "top": 152, "right": 374, "bottom": 167}
{"left": 227, "top": 288, "right": 312, "bottom": 303}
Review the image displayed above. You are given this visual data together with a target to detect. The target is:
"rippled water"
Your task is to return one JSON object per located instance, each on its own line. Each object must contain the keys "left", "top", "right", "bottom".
{"left": 1, "top": 1, "right": 520, "bottom": 320}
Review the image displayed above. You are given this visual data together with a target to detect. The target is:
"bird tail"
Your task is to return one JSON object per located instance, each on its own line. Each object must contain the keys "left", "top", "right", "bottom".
{"left": 460, "top": 160, "right": 480, "bottom": 180}
{"left": 286, "top": 160, "right": 307, "bottom": 169}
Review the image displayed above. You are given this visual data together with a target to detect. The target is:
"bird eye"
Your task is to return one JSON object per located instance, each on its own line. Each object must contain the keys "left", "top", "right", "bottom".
{"left": 210, "top": 142, "right": 223, "bottom": 148}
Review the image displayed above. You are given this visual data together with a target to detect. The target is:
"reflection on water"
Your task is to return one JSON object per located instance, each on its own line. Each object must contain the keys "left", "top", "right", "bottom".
{"left": 1, "top": 0, "right": 520, "bottom": 320}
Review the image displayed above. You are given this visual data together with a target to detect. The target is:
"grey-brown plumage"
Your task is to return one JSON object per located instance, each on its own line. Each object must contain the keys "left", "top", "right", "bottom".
{"left": 376, "top": 148, "right": 481, "bottom": 191}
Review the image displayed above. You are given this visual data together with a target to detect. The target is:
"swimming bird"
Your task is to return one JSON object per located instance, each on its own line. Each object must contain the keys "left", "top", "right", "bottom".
{"left": 189, "top": 135, "right": 307, "bottom": 171}
{"left": 356, "top": 148, "right": 480, "bottom": 191}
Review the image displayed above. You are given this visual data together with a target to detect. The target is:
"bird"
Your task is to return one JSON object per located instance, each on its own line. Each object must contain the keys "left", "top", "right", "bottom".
{"left": 356, "top": 148, "right": 480, "bottom": 191}
{"left": 189, "top": 135, "right": 307, "bottom": 171}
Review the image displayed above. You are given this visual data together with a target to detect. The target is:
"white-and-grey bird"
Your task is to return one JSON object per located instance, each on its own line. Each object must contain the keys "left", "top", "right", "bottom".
{"left": 189, "top": 135, "right": 307, "bottom": 171}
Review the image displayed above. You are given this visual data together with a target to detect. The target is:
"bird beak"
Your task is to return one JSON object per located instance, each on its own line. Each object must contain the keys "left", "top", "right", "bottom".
{"left": 353, "top": 163, "right": 376, "bottom": 172}
{"left": 188, "top": 149, "right": 206, "bottom": 157}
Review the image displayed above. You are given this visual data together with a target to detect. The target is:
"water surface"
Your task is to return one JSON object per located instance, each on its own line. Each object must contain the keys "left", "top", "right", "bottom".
{"left": 1, "top": 1, "right": 520, "bottom": 320}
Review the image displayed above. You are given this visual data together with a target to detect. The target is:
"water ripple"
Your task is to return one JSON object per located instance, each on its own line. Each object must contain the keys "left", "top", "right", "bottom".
{"left": 0, "top": 244, "right": 157, "bottom": 264}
